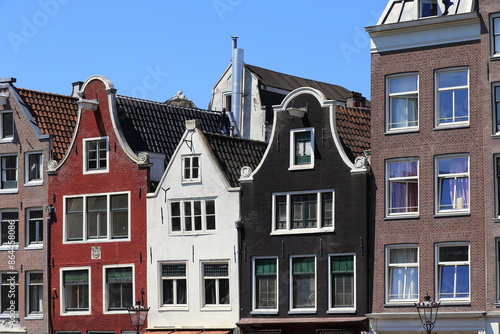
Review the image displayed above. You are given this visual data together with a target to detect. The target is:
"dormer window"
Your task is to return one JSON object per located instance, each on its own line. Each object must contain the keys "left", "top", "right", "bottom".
{"left": 289, "top": 128, "right": 314, "bottom": 170}
{"left": 182, "top": 155, "right": 200, "bottom": 183}
{"left": 421, "top": 0, "right": 438, "bottom": 17}
{"left": 84, "top": 137, "right": 108, "bottom": 173}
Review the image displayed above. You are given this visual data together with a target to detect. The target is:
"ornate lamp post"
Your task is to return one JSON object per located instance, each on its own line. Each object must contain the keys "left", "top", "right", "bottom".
{"left": 415, "top": 294, "right": 440, "bottom": 334}
{"left": 128, "top": 300, "right": 150, "bottom": 334}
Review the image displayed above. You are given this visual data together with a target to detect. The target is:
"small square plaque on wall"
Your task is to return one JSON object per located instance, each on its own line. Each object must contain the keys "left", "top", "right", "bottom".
{"left": 91, "top": 246, "right": 101, "bottom": 260}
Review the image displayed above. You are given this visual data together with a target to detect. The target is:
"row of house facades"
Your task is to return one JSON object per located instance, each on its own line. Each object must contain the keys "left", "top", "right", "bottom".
{"left": 2, "top": 0, "right": 500, "bottom": 334}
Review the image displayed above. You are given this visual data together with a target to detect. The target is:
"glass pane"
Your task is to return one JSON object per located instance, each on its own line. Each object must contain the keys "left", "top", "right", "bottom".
{"left": 439, "top": 90, "right": 453, "bottom": 123}
{"left": 332, "top": 256, "right": 354, "bottom": 273}
{"left": 455, "top": 88, "right": 469, "bottom": 121}
{"left": 439, "top": 70, "right": 468, "bottom": 88}
{"left": 171, "top": 202, "right": 181, "bottom": 231}
{"left": 162, "top": 280, "right": 174, "bottom": 304}
{"left": 456, "top": 265, "right": 470, "bottom": 297}
{"left": 439, "top": 266, "right": 455, "bottom": 296}
{"left": 184, "top": 203, "right": 192, "bottom": 231}
{"left": 2, "top": 112, "right": 13, "bottom": 138}
{"left": 177, "top": 279, "right": 187, "bottom": 304}
{"left": 204, "top": 279, "right": 216, "bottom": 305}
{"left": 390, "top": 248, "right": 417, "bottom": 264}
{"left": 293, "top": 273, "right": 315, "bottom": 308}
{"left": 111, "top": 194, "right": 127, "bottom": 209}
{"left": 112, "top": 211, "right": 128, "bottom": 238}
{"left": 390, "top": 76, "right": 417, "bottom": 93}
{"left": 256, "top": 259, "right": 277, "bottom": 275}
{"left": 67, "top": 213, "right": 83, "bottom": 240}
{"left": 28, "top": 154, "right": 41, "bottom": 181}
{"left": 219, "top": 279, "right": 230, "bottom": 304}
{"left": 276, "top": 196, "right": 287, "bottom": 229}
{"left": 293, "top": 258, "right": 314, "bottom": 274}
{"left": 256, "top": 276, "right": 276, "bottom": 308}
{"left": 389, "top": 160, "right": 418, "bottom": 178}
{"left": 439, "top": 246, "right": 468, "bottom": 262}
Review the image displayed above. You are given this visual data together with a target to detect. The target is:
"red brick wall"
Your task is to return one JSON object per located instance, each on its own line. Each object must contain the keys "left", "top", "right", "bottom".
{"left": 48, "top": 78, "right": 149, "bottom": 333}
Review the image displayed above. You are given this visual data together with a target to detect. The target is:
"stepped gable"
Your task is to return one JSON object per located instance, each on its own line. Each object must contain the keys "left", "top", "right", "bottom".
{"left": 336, "top": 104, "right": 371, "bottom": 160}
{"left": 16, "top": 88, "right": 78, "bottom": 161}
{"left": 115, "top": 95, "right": 229, "bottom": 162}
{"left": 203, "top": 132, "right": 267, "bottom": 187}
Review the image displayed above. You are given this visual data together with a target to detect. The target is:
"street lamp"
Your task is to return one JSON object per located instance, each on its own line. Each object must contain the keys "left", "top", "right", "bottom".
{"left": 415, "top": 294, "right": 440, "bottom": 334}
{"left": 128, "top": 300, "right": 150, "bottom": 334}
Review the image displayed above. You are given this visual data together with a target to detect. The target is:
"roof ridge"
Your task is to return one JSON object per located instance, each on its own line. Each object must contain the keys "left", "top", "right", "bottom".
{"left": 17, "top": 87, "right": 77, "bottom": 100}
{"left": 203, "top": 131, "right": 267, "bottom": 145}
{"left": 116, "top": 94, "right": 224, "bottom": 115}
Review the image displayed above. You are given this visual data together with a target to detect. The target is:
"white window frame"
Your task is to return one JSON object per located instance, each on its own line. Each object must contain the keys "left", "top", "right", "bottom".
{"left": 24, "top": 152, "right": 43, "bottom": 186}
{"left": 420, "top": 0, "right": 438, "bottom": 17}
{"left": 435, "top": 68, "right": 469, "bottom": 128}
{"left": 271, "top": 190, "right": 334, "bottom": 235}
{"left": 289, "top": 128, "right": 315, "bottom": 170}
{"left": 201, "top": 261, "right": 231, "bottom": 309}
{"left": 0, "top": 272, "right": 18, "bottom": 317}
{"left": 497, "top": 238, "right": 500, "bottom": 303}
{"left": 159, "top": 262, "right": 188, "bottom": 310}
{"left": 26, "top": 208, "right": 43, "bottom": 249}
{"left": 386, "top": 73, "right": 419, "bottom": 132}
{"left": 289, "top": 255, "right": 316, "bottom": 314}
{"left": 435, "top": 243, "right": 470, "bottom": 303}
{"left": 385, "top": 245, "right": 419, "bottom": 304}
{"left": 493, "top": 83, "right": 500, "bottom": 135}
{"left": 0, "top": 154, "right": 17, "bottom": 193}
{"left": 102, "top": 264, "right": 134, "bottom": 314}
{"left": 386, "top": 158, "right": 419, "bottom": 217}
{"left": 26, "top": 271, "right": 43, "bottom": 319}
{"left": 169, "top": 198, "right": 216, "bottom": 234}
{"left": 60, "top": 267, "right": 91, "bottom": 316}
{"left": 0, "top": 210, "right": 18, "bottom": 251}
{"left": 181, "top": 154, "right": 201, "bottom": 183}
{"left": 0, "top": 110, "right": 14, "bottom": 142}
{"left": 328, "top": 253, "right": 356, "bottom": 313}
{"left": 83, "top": 137, "right": 109, "bottom": 174}
{"left": 491, "top": 13, "right": 500, "bottom": 57}
{"left": 435, "top": 154, "right": 470, "bottom": 215}
{"left": 251, "top": 257, "right": 278, "bottom": 314}
{"left": 63, "top": 192, "right": 130, "bottom": 243}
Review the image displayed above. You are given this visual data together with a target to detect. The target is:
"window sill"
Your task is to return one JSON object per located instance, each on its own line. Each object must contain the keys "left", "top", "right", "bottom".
{"left": 61, "top": 310, "right": 91, "bottom": 316}
{"left": 384, "top": 214, "right": 419, "bottom": 221}
{"left": 250, "top": 310, "right": 278, "bottom": 315}
{"left": 433, "top": 123, "right": 470, "bottom": 131}
{"left": 0, "top": 139, "right": 14, "bottom": 144}
{"left": 25, "top": 244, "right": 43, "bottom": 250}
{"left": 0, "top": 189, "right": 18, "bottom": 194}
{"left": 384, "top": 301, "right": 418, "bottom": 307}
{"left": 384, "top": 128, "right": 419, "bottom": 135}
{"left": 103, "top": 309, "right": 128, "bottom": 315}
{"left": 327, "top": 309, "right": 356, "bottom": 314}
{"left": 438, "top": 301, "right": 470, "bottom": 306}
{"left": 63, "top": 238, "right": 131, "bottom": 244}
{"left": 24, "top": 181, "right": 43, "bottom": 187}
{"left": 158, "top": 305, "right": 189, "bottom": 312}
{"left": 24, "top": 314, "right": 43, "bottom": 320}
{"left": 0, "top": 245, "right": 18, "bottom": 251}
{"left": 271, "top": 227, "right": 334, "bottom": 236}
{"left": 434, "top": 211, "right": 470, "bottom": 218}
{"left": 288, "top": 165, "right": 314, "bottom": 171}
{"left": 200, "top": 305, "right": 232, "bottom": 311}
{"left": 490, "top": 55, "right": 500, "bottom": 61}
{"left": 83, "top": 169, "right": 109, "bottom": 175}
{"left": 288, "top": 309, "right": 316, "bottom": 315}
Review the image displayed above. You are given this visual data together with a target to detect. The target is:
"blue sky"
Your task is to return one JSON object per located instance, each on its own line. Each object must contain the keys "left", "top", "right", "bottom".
{"left": 1, "top": 0, "right": 388, "bottom": 108}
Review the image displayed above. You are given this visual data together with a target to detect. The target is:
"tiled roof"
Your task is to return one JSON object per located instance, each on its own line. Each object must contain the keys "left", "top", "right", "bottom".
{"left": 116, "top": 95, "right": 229, "bottom": 162}
{"left": 246, "top": 64, "right": 355, "bottom": 103}
{"left": 16, "top": 88, "right": 78, "bottom": 161}
{"left": 203, "top": 132, "right": 267, "bottom": 187}
{"left": 336, "top": 105, "right": 371, "bottom": 160}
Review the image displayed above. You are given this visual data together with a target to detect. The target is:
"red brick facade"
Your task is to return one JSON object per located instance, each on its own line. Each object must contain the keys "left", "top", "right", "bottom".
{"left": 48, "top": 77, "right": 148, "bottom": 333}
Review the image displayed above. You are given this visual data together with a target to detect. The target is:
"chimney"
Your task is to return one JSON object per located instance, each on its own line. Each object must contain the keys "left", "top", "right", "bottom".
{"left": 230, "top": 36, "right": 243, "bottom": 137}
{"left": 71, "top": 81, "right": 84, "bottom": 98}
{"left": 346, "top": 91, "right": 366, "bottom": 108}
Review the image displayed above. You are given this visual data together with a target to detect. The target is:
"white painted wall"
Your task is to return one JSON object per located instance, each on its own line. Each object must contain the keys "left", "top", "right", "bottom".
{"left": 147, "top": 125, "right": 241, "bottom": 330}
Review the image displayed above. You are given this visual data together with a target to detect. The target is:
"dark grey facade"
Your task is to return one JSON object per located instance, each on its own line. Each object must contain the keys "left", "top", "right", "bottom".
{"left": 237, "top": 87, "right": 371, "bottom": 334}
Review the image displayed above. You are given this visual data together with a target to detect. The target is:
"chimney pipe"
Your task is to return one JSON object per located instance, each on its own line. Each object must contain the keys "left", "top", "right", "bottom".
{"left": 230, "top": 37, "right": 243, "bottom": 137}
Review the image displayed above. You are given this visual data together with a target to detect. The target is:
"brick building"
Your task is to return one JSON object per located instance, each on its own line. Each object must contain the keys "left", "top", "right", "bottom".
{"left": 366, "top": 0, "right": 500, "bottom": 332}
{"left": 0, "top": 77, "right": 78, "bottom": 334}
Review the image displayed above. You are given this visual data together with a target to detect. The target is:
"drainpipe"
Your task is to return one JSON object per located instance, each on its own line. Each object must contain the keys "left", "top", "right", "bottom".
{"left": 230, "top": 36, "right": 243, "bottom": 137}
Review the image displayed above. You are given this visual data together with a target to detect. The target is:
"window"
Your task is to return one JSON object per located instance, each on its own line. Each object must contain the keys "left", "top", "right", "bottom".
{"left": 0, "top": 211, "right": 18, "bottom": 247}
{"left": 253, "top": 258, "right": 277, "bottom": 311}
{"left": 65, "top": 193, "right": 129, "bottom": 242}
{"left": 290, "top": 257, "right": 316, "bottom": 311}
{"left": 62, "top": 269, "right": 89, "bottom": 313}
{"left": 203, "top": 263, "right": 229, "bottom": 306}
{"left": 27, "top": 272, "right": 43, "bottom": 315}
{"left": 84, "top": 138, "right": 108, "bottom": 172}
{"left": 1, "top": 273, "right": 18, "bottom": 314}
{"left": 386, "top": 159, "right": 419, "bottom": 216}
{"left": 493, "top": 83, "right": 500, "bottom": 134}
{"left": 182, "top": 155, "right": 200, "bottom": 182}
{"left": 421, "top": 0, "right": 437, "bottom": 17}
{"left": 27, "top": 208, "right": 43, "bottom": 247}
{"left": 161, "top": 263, "right": 187, "bottom": 307}
{"left": 387, "top": 74, "right": 418, "bottom": 131}
{"left": 436, "top": 68, "right": 469, "bottom": 127}
{"left": 105, "top": 267, "right": 133, "bottom": 311}
{"left": 0, "top": 111, "right": 13, "bottom": 141}
{"left": 1, "top": 155, "right": 17, "bottom": 190}
{"left": 170, "top": 199, "right": 216, "bottom": 233}
{"left": 330, "top": 255, "right": 355, "bottom": 310}
{"left": 491, "top": 14, "right": 500, "bottom": 57}
{"left": 437, "top": 244, "right": 470, "bottom": 301}
{"left": 25, "top": 152, "right": 42, "bottom": 185}
{"left": 289, "top": 128, "right": 314, "bottom": 169}
{"left": 272, "top": 190, "right": 334, "bottom": 234}
{"left": 386, "top": 247, "right": 418, "bottom": 303}
{"left": 436, "top": 155, "right": 469, "bottom": 213}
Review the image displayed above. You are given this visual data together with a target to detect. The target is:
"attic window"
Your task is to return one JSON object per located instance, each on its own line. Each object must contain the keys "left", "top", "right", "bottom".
{"left": 421, "top": 0, "right": 438, "bottom": 17}
{"left": 182, "top": 155, "right": 201, "bottom": 183}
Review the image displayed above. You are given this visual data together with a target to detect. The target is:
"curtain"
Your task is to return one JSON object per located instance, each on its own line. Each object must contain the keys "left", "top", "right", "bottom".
{"left": 389, "top": 161, "right": 418, "bottom": 213}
